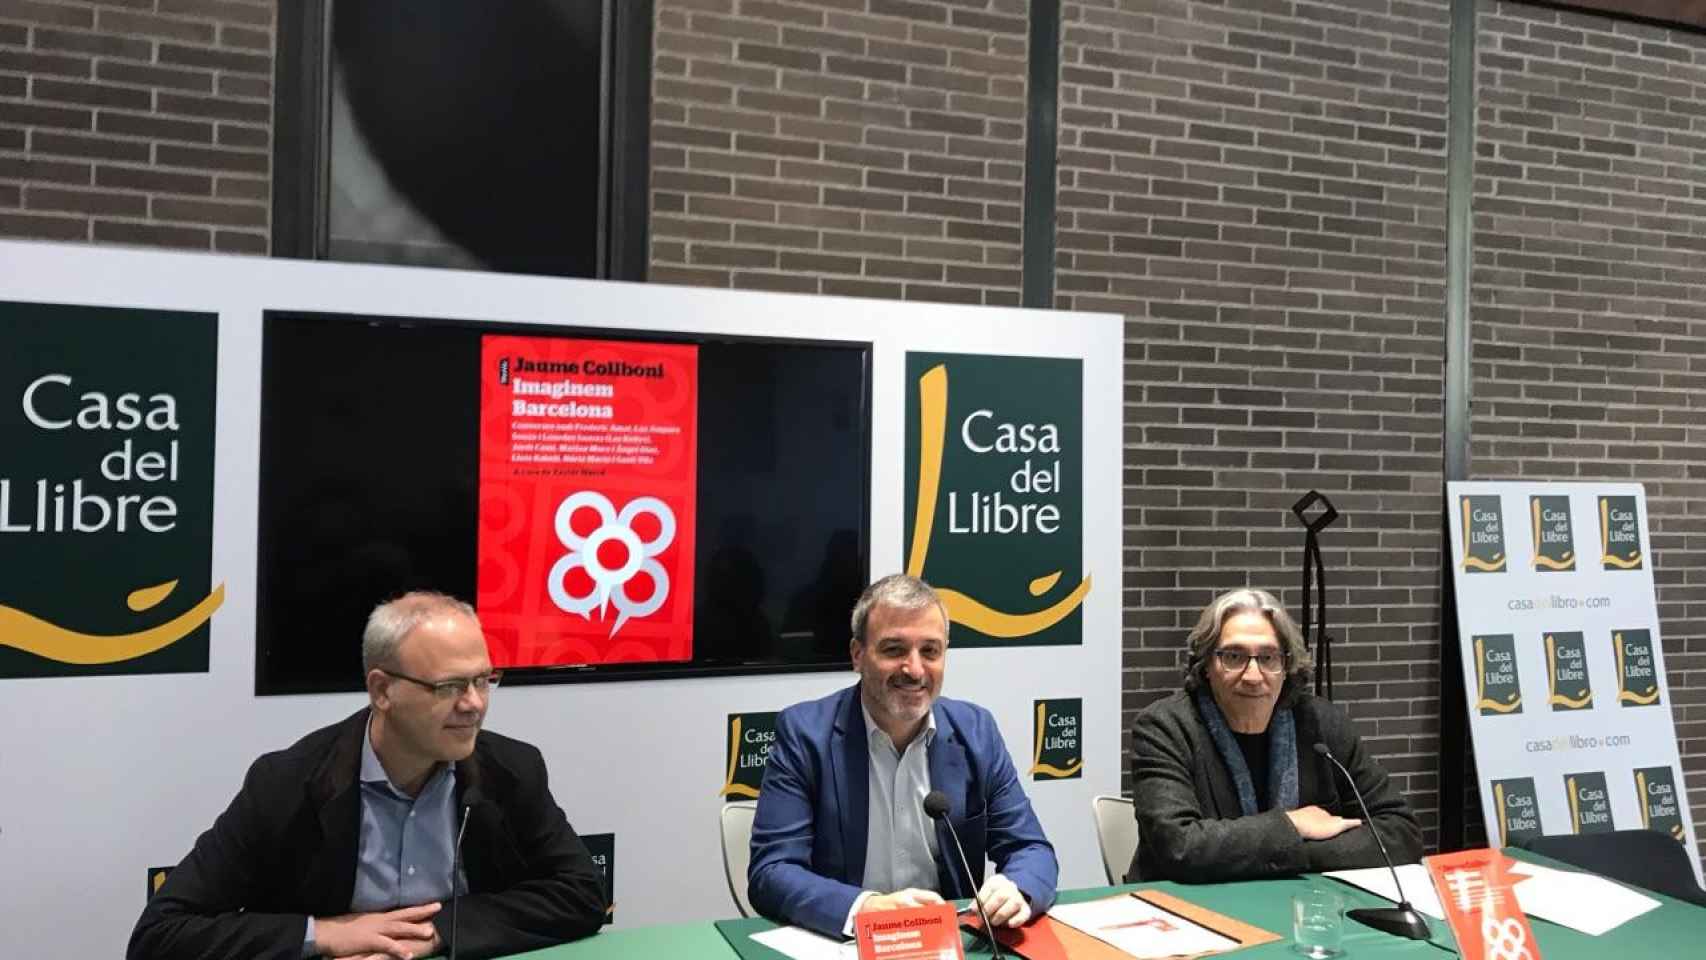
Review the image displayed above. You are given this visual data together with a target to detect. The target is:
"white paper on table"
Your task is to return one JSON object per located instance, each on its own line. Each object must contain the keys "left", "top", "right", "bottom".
{"left": 1323, "top": 860, "right": 1662, "bottom": 936}
{"left": 748, "top": 925, "right": 858, "bottom": 960}
{"left": 1322, "top": 864, "right": 1445, "bottom": 919}
{"left": 1507, "top": 861, "right": 1662, "bottom": 936}
{"left": 1049, "top": 895, "right": 1240, "bottom": 959}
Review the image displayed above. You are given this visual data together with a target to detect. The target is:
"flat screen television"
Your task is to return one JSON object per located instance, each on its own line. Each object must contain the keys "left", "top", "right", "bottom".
{"left": 256, "top": 309, "right": 870, "bottom": 694}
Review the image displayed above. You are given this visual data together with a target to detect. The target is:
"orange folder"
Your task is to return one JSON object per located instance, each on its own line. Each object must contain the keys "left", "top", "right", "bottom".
{"left": 963, "top": 890, "right": 1279, "bottom": 960}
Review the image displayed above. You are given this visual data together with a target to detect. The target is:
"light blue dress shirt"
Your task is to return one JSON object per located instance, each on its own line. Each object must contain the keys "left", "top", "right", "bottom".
{"left": 840, "top": 705, "right": 940, "bottom": 935}
{"left": 302, "top": 720, "right": 465, "bottom": 956}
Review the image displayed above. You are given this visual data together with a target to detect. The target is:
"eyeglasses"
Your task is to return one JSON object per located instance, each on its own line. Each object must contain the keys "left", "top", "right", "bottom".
{"left": 382, "top": 669, "right": 503, "bottom": 700}
{"left": 1213, "top": 648, "right": 1287, "bottom": 675}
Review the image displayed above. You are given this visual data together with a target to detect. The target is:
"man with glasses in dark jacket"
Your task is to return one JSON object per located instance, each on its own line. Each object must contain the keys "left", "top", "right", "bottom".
{"left": 1126, "top": 588, "right": 1421, "bottom": 883}
{"left": 129, "top": 592, "right": 607, "bottom": 960}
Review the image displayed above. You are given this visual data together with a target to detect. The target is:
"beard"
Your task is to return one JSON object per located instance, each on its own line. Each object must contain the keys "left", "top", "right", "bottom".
{"left": 871, "top": 673, "right": 933, "bottom": 724}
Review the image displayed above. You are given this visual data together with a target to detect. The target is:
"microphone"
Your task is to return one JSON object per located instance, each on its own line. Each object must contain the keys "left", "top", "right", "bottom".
{"left": 1312, "top": 743, "right": 1429, "bottom": 940}
{"left": 450, "top": 805, "right": 471, "bottom": 960}
{"left": 923, "top": 790, "right": 1005, "bottom": 960}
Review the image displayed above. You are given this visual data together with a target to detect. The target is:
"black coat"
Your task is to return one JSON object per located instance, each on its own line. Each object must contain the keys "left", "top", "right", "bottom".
{"left": 128, "top": 709, "right": 608, "bottom": 960}
{"left": 1126, "top": 690, "right": 1422, "bottom": 883}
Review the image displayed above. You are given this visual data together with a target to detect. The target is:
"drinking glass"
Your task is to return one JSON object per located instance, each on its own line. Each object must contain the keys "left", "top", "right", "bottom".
{"left": 1292, "top": 887, "right": 1344, "bottom": 958}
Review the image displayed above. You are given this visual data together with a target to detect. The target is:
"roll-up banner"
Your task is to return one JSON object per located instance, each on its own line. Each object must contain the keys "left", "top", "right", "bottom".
{"left": 1446, "top": 482, "right": 1698, "bottom": 880}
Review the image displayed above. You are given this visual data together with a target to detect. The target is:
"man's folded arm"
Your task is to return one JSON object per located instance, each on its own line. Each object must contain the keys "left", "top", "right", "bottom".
{"left": 1306, "top": 714, "right": 1423, "bottom": 872}
{"left": 747, "top": 711, "right": 864, "bottom": 938}
{"left": 127, "top": 758, "right": 309, "bottom": 960}
{"left": 435, "top": 751, "right": 609, "bottom": 960}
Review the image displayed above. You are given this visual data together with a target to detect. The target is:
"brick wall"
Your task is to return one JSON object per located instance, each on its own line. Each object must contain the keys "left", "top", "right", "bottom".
{"left": 1054, "top": 0, "right": 1453, "bottom": 849}
{"left": 1473, "top": 0, "right": 1706, "bottom": 868}
{"left": 4, "top": 0, "right": 1706, "bottom": 866}
{"left": 0, "top": 0, "right": 272, "bottom": 253}
{"left": 649, "top": 0, "right": 1028, "bottom": 305}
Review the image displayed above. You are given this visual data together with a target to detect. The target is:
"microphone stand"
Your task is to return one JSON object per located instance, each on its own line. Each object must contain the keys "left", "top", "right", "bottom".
{"left": 450, "top": 805, "right": 470, "bottom": 960}
{"left": 1312, "top": 744, "right": 1429, "bottom": 940}
{"left": 923, "top": 791, "right": 1005, "bottom": 960}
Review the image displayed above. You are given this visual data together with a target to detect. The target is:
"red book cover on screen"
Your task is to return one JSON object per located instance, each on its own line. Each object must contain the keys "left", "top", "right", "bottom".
{"left": 476, "top": 334, "right": 698, "bottom": 667}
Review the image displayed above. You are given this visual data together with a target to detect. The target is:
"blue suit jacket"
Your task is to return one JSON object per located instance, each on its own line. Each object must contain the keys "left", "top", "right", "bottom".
{"left": 747, "top": 684, "right": 1059, "bottom": 937}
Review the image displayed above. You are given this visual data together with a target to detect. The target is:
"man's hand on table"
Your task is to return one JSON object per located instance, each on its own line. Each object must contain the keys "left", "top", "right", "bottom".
{"left": 976, "top": 873, "right": 1031, "bottom": 927}
{"left": 315, "top": 902, "right": 443, "bottom": 959}
{"left": 1286, "top": 804, "right": 1361, "bottom": 841}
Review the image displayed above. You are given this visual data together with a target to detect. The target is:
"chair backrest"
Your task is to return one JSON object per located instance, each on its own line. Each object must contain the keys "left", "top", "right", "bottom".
{"left": 1520, "top": 829, "right": 1706, "bottom": 906}
{"left": 720, "top": 800, "right": 759, "bottom": 917}
{"left": 1091, "top": 794, "right": 1138, "bottom": 886}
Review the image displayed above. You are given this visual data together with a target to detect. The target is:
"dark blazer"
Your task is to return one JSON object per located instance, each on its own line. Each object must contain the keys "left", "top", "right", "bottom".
{"left": 748, "top": 684, "right": 1058, "bottom": 937}
{"left": 128, "top": 709, "right": 608, "bottom": 960}
{"left": 1126, "top": 690, "right": 1422, "bottom": 884}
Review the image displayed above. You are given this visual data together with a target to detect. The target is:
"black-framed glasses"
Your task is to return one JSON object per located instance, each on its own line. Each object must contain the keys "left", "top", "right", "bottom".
{"left": 382, "top": 669, "right": 503, "bottom": 700}
{"left": 1213, "top": 648, "right": 1287, "bottom": 675}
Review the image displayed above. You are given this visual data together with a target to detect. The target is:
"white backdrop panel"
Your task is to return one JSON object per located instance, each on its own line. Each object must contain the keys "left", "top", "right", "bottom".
{"left": 0, "top": 240, "right": 1124, "bottom": 955}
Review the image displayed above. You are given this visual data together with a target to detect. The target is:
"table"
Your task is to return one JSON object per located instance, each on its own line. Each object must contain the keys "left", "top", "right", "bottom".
{"left": 498, "top": 855, "right": 1706, "bottom": 959}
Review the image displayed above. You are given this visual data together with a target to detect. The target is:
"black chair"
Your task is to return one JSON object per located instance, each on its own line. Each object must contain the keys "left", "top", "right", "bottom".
{"left": 1519, "top": 830, "right": 1706, "bottom": 907}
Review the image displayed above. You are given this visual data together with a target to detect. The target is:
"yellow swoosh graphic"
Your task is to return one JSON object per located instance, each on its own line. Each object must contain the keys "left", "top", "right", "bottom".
{"left": 717, "top": 716, "right": 762, "bottom": 798}
{"left": 1637, "top": 772, "right": 1650, "bottom": 830}
{"left": 1545, "top": 634, "right": 1557, "bottom": 697}
{"left": 1618, "top": 688, "right": 1659, "bottom": 705}
{"left": 0, "top": 583, "right": 224, "bottom": 665}
{"left": 939, "top": 581, "right": 1092, "bottom": 638}
{"left": 907, "top": 364, "right": 1091, "bottom": 639}
{"left": 1601, "top": 552, "right": 1642, "bottom": 569}
{"left": 906, "top": 364, "right": 949, "bottom": 579}
{"left": 1533, "top": 553, "right": 1574, "bottom": 570}
{"left": 1495, "top": 782, "right": 1508, "bottom": 847}
{"left": 1568, "top": 776, "right": 1581, "bottom": 832}
{"left": 1475, "top": 636, "right": 1487, "bottom": 702}
{"left": 129, "top": 580, "right": 178, "bottom": 612}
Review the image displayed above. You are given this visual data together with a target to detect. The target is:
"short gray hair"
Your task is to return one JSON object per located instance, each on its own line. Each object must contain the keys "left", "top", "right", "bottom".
{"left": 850, "top": 574, "right": 949, "bottom": 645}
{"left": 362, "top": 591, "right": 479, "bottom": 672}
{"left": 1182, "top": 588, "right": 1312, "bottom": 702}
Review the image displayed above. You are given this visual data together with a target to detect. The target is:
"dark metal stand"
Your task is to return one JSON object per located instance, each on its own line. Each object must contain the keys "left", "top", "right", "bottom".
{"left": 1291, "top": 491, "right": 1340, "bottom": 700}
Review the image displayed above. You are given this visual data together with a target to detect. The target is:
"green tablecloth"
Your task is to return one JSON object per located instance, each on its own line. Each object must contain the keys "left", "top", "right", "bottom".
{"left": 498, "top": 856, "right": 1706, "bottom": 959}
{"left": 493, "top": 918, "right": 734, "bottom": 959}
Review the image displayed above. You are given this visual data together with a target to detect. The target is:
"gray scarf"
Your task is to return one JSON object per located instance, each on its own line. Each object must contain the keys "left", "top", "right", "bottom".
{"left": 1193, "top": 687, "right": 1299, "bottom": 816}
